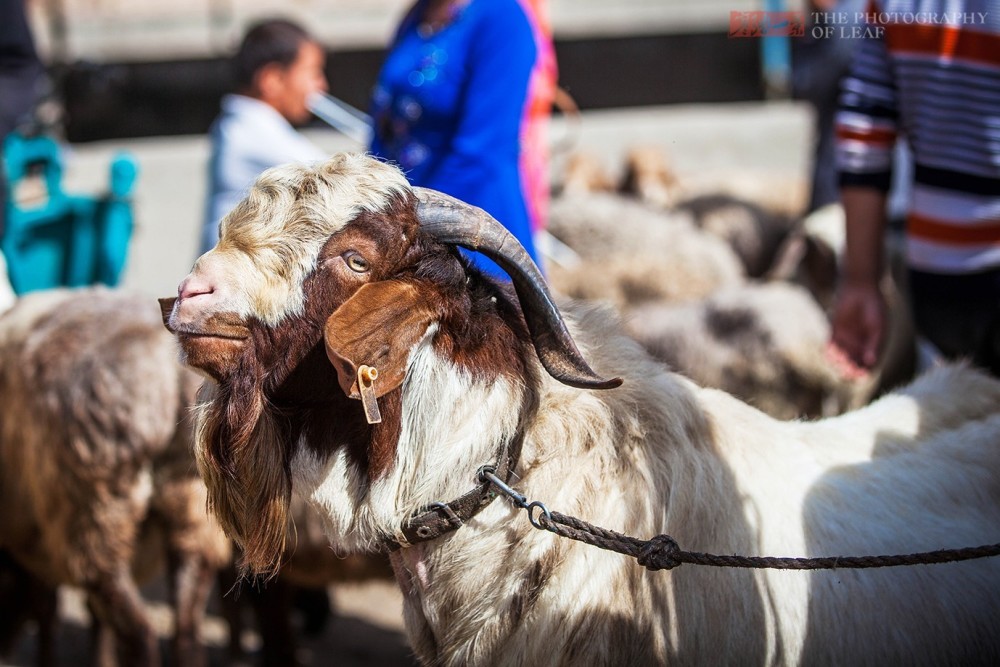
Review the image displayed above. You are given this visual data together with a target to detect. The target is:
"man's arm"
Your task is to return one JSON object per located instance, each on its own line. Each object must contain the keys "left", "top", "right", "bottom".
{"left": 830, "top": 186, "right": 888, "bottom": 371}
{"left": 829, "top": 0, "right": 897, "bottom": 372}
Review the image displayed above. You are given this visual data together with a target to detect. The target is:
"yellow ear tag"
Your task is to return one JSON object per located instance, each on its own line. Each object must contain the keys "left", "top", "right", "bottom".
{"left": 358, "top": 365, "right": 382, "bottom": 424}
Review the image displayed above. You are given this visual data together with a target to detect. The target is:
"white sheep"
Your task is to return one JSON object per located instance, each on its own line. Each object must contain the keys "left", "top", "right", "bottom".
{"left": 624, "top": 281, "right": 847, "bottom": 419}
{"left": 547, "top": 191, "right": 744, "bottom": 308}
{"left": 162, "top": 155, "right": 1000, "bottom": 666}
{"left": 560, "top": 147, "right": 802, "bottom": 278}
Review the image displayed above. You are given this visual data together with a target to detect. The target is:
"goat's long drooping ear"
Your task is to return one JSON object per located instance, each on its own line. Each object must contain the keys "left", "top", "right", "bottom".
{"left": 414, "top": 188, "right": 622, "bottom": 390}
{"left": 324, "top": 280, "right": 442, "bottom": 400}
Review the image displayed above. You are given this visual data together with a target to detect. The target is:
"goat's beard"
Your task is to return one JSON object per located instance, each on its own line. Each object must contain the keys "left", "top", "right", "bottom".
{"left": 193, "top": 377, "right": 292, "bottom": 578}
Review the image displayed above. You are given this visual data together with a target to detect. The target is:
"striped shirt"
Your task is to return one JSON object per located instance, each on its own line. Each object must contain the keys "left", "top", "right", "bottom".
{"left": 835, "top": 0, "right": 1000, "bottom": 273}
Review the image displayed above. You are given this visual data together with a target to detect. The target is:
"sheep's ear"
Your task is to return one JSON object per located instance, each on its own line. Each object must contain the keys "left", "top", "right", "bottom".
{"left": 323, "top": 281, "right": 441, "bottom": 400}
{"left": 765, "top": 233, "right": 807, "bottom": 282}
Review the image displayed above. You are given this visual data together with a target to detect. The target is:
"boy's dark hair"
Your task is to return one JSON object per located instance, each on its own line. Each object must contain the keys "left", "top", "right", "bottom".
{"left": 233, "top": 19, "right": 313, "bottom": 90}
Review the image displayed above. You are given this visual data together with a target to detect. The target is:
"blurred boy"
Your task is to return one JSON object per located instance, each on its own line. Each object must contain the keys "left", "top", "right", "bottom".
{"left": 201, "top": 19, "right": 328, "bottom": 255}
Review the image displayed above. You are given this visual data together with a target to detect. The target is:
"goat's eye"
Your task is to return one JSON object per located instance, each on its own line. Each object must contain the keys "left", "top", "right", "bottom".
{"left": 345, "top": 252, "right": 370, "bottom": 273}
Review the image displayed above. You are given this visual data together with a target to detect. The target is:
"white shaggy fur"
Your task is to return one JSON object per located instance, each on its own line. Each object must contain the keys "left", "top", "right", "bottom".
{"left": 198, "top": 154, "right": 409, "bottom": 326}
{"left": 296, "top": 302, "right": 1000, "bottom": 666}
{"left": 295, "top": 334, "right": 524, "bottom": 554}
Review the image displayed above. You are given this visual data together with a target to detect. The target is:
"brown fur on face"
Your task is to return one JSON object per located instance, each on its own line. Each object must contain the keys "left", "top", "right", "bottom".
{"left": 189, "top": 206, "right": 421, "bottom": 577}
{"left": 185, "top": 192, "right": 536, "bottom": 576}
{"left": 159, "top": 298, "right": 251, "bottom": 382}
{"left": 165, "top": 156, "right": 542, "bottom": 576}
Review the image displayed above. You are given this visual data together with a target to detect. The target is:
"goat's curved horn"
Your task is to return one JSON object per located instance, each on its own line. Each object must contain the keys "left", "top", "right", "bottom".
{"left": 414, "top": 187, "right": 622, "bottom": 390}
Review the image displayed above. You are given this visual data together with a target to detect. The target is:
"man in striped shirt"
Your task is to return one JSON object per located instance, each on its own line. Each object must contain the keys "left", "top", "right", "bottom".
{"left": 831, "top": 0, "right": 1000, "bottom": 376}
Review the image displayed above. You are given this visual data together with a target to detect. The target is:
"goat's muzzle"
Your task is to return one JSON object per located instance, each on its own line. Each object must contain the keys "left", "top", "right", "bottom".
{"left": 157, "top": 296, "right": 250, "bottom": 381}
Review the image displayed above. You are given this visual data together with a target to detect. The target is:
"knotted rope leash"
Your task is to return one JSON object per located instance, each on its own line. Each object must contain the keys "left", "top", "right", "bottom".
{"left": 478, "top": 467, "right": 1000, "bottom": 571}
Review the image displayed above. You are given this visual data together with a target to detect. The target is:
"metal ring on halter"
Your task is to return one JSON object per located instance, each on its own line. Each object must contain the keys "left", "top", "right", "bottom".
{"left": 526, "top": 501, "right": 553, "bottom": 530}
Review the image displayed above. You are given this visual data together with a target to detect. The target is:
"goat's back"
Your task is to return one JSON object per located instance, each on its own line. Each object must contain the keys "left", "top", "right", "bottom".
{"left": 693, "top": 364, "right": 1000, "bottom": 665}
{"left": 533, "top": 310, "right": 1000, "bottom": 665}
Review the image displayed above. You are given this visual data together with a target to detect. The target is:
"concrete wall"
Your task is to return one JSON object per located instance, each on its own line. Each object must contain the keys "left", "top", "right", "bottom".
{"left": 31, "top": 0, "right": 757, "bottom": 62}
{"left": 56, "top": 32, "right": 766, "bottom": 142}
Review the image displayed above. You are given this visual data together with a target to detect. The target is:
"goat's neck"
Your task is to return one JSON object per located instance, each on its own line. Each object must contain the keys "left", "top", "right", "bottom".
{"left": 293, "top": 337, "right": 529, "bottom": 552}
{"left": 388, "top": 371, "right": 757, "bottom": 666}
{"left": 392, "top": 341, "right": 529, "bottom": 515}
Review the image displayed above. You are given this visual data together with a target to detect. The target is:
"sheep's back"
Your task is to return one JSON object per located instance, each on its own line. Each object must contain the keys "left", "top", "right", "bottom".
{"left": 0, "top": 288, "right": 181, "bottom": 473}
{"left": 625, "top": 282, "right": 841, "bottom": 419}
{"left": 0, "top": 288, "right": 197, "bottom": 581}
{"left": 547, "top": 192, "right": 744, "bottom": 308}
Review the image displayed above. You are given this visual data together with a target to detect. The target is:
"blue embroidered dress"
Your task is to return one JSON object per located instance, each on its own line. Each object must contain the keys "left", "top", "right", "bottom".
{"left": 369, "top": 0, "right": 540, "bottom": 278}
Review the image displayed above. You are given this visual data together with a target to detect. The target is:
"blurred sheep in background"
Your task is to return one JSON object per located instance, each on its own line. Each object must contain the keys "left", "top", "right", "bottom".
{"left": 546, "top": 192, "right": 744, "bottom": 309}
{"left": 547, "top": 149, "right": 916, "bottom": 420}
{"left": 0, "top": 288, "right": 229, "bottom": 667}
{"left": 0, "top": 288, "right": 395, "bottom": 667}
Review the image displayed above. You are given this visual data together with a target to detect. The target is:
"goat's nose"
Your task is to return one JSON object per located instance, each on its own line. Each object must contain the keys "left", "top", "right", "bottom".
{"left": 178, "top": 275, "right": 215, "bottom": 301}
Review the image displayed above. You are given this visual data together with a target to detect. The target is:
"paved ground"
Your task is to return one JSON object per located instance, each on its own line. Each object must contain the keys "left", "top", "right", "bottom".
{"left": 4, "top": 580, "right": 416, "bottom": 666}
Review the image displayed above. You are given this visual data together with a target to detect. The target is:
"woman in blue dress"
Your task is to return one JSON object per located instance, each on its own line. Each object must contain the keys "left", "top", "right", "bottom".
{"left": 369, "top": 0, "right": 544, "bottom": 278}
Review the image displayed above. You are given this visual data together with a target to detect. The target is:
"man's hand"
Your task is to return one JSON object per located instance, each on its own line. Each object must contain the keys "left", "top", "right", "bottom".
{"left": 830, "top": 186, "right": 891, "bottom": 378}
{"left": 829, "top": 281, "right": 885, "bottom": 377}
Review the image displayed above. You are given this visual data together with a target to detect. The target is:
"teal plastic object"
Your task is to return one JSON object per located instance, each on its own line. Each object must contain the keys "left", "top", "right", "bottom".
{"left": 760, "top": 0, "right": 792, "bottom": 98}
{"left": 2, "top": 131, "right": 138, "bottom": 294}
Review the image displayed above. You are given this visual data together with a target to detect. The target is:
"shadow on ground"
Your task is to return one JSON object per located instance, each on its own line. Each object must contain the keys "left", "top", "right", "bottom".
{"left": 4, "top": 578, "right": 416, "bottom": 667}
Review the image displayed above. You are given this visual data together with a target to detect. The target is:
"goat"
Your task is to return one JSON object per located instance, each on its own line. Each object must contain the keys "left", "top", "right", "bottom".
{"left": 0, "top": 287, "right": 229, "bottom": 667}
{"left": 162, "top": 154, "right": 1000, "bottom": 666}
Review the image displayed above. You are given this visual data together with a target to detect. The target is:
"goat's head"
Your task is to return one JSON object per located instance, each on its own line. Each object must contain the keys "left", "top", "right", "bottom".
{"left": 160, "top": 154, "right": 619, "bottom": 575}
